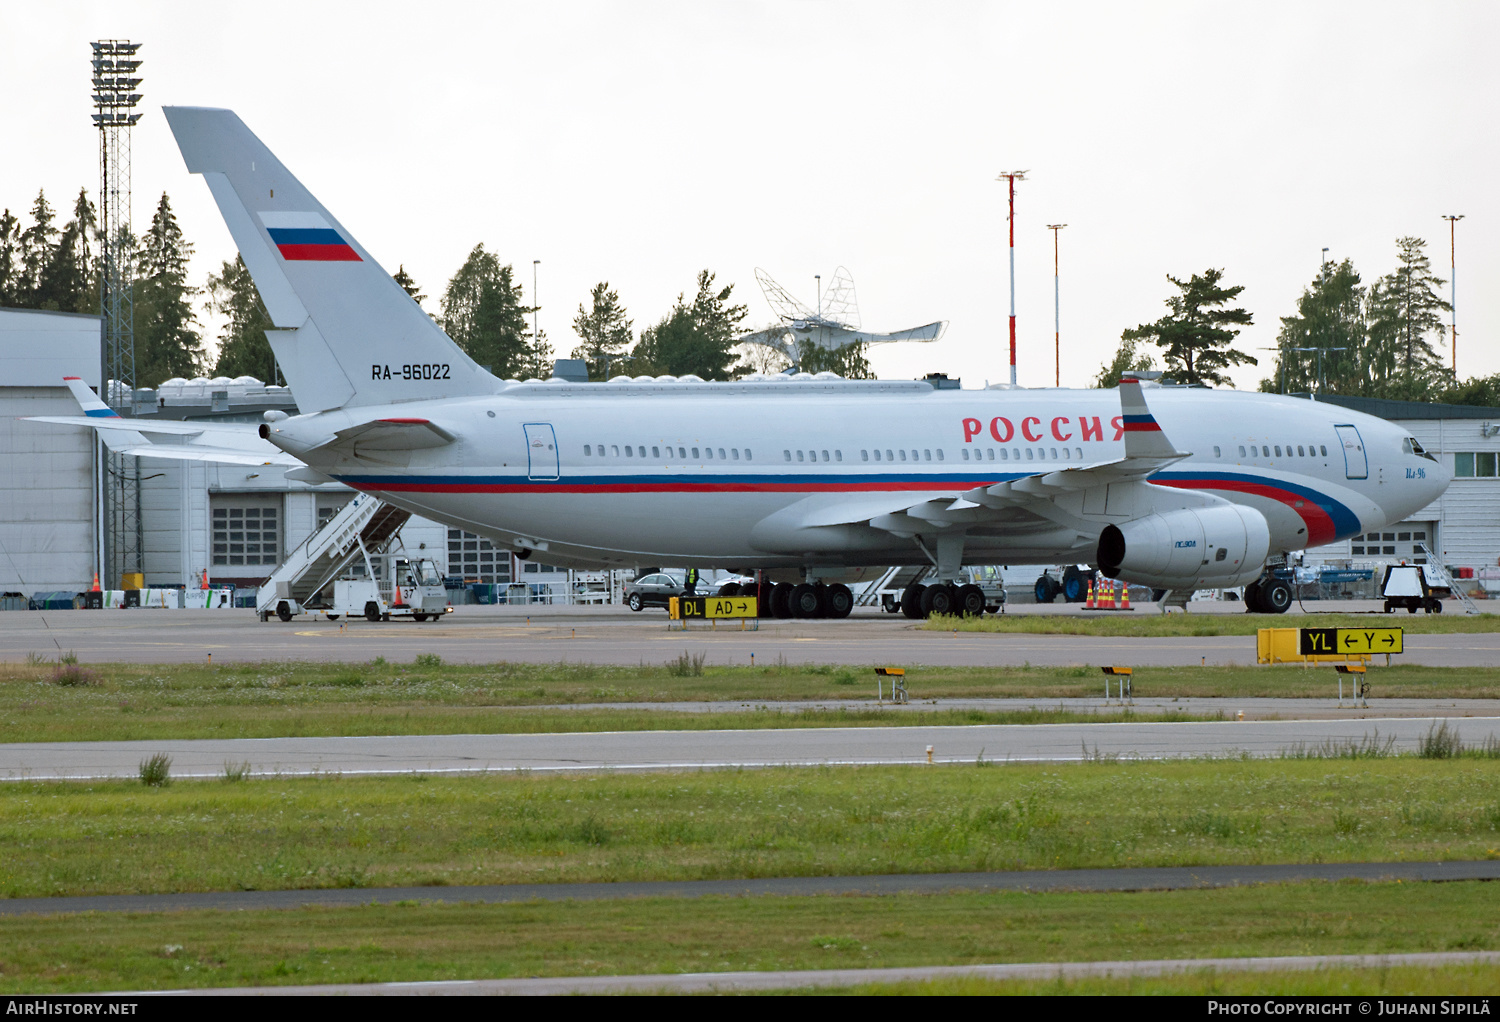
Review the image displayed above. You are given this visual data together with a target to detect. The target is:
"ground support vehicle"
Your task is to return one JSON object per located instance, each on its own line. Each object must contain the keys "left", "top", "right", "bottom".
{"left": 327, "top": 555, "right": 450, "bottom": 622}
{"left": 1381, "top": 564, "right": 1450, "bottom": 614}
{"left": 1033, "top": 565, "right": 1093, "bottom": 604}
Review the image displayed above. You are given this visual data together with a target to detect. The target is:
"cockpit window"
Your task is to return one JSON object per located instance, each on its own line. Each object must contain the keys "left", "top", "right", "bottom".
{"left": 1404, "top": 437, "right": 1437, "bottom": 462}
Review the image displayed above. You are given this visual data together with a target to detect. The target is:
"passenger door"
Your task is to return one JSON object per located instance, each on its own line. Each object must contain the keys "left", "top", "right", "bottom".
{"left": 522, "top": 423, "right": 560, "bottom": 481}
{"left": 1334, "top": 425, "right": 1368, "bottom": 480}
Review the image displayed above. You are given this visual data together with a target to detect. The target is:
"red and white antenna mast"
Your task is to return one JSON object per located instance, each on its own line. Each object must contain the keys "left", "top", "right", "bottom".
{"left": 997, "top": 171, "right": 1027, "bottom": 385}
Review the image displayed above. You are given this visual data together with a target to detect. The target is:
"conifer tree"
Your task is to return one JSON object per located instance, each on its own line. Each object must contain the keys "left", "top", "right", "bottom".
{"left": 440, "top": 244, "right": 535, "bottom": 378}
{"left": 0, "top": 209, "right": 21, "bottom": 306}
{"left": 1123, "top": 268, "right": 1256, "bottom": 387}
{"left": 206, "top": 255, "right": 276, "bottom": 382}
{"left": 135, "top": 193, "right": 205, "bottom": 385}
{"left": 393, "top": 265, "right": 426, "bottom": 306}
{"left": 632, "top": 270, "right": 749, "bottom": 380}
{"left": 1365, "top": 237, "right": 1450, "bottom": 399}
{"left": 570, "top": 282, "right": 633, "bottom": 379}
{"left": 17, "top": 190, "right": 58, "bottom": 306}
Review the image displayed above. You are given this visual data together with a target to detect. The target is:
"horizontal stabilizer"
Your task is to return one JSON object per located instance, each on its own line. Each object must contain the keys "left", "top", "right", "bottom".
{"left": 313, "top": 417, "right": 457, "bottom": 455}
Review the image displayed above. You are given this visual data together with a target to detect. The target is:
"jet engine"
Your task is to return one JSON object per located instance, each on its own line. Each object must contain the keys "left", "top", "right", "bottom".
{"left": 1097, "top": 505, "right": 1270, "bottom": 590}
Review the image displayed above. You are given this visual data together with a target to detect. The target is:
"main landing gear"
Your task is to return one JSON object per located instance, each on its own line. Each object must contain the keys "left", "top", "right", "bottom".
{"left": 741, "top": 581, "right": 854, "bottom": 619}
{"left": 1243, "top": 575, "right": 1293, "bottom": 614}
{"left": 898, "top": 582, "right": 986, "bottom": 620}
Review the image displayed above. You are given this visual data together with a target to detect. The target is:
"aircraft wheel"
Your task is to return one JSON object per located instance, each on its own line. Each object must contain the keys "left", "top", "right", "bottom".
{"left": 628, "top": 593, "right": 643, "bottom": 612}
{"left": 1262, "top": 578, "right": 1293, "bottom": 614}
{"left": 1243, "top": 580, "right": 1263, "bottom": 613}
{"left": 790, "top": 583, "right": 822, "bottom": 618}
{"left": 739, "top": 582, "right": 759, "bottom": 603}
{"left": 718, "top": 583, "right": 741, "bottom": 597}
{"left": 276, "top": 602, "right": 293, "bottom": 623}
{"left": 365, "top": 602, "right": 381, "bottom": 623}
{"left": 825, "top": 583, "right": 854, "bottom": 619}
{"left": 770, "top": 582, "right": 796, "bottom": 619}
{"left": 901, "top": 584, "right": 927, "bottom": 619}
{"left": 957, "top": 584, "right": 986, "bottom": 617}
{"left": 923, "top": 584, "right": 956, "bottom": 617}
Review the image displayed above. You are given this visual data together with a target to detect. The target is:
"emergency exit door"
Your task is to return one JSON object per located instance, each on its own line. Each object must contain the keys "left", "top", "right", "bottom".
{"left": 523, "top": 423, "right": 559, "bottom": 481}
{"left": 1334, "top": 425, "right": 1367, "bottom": 479}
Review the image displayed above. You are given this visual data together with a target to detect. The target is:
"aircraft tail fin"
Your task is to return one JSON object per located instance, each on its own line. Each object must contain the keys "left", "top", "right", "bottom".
{"left": 63, "top": 376, "right": 120, "bottom": 417}
{"left": 163, "top": 106, "right": 497, "bottom": 414}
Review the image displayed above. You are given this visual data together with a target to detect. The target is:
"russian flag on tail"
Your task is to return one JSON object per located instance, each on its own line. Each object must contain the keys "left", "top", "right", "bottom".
{"left": 259, "top": 211, "right": 362, "bottom": 262}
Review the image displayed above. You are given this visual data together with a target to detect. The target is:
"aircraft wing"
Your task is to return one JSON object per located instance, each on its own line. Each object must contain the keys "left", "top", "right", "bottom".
{"left": 25, "top": 376, "right": 300, "bottom": 465}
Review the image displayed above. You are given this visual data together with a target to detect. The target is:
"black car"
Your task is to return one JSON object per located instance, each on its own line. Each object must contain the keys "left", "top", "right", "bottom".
{"left": 624, "top": 572, "right": 690, "bottom": 611}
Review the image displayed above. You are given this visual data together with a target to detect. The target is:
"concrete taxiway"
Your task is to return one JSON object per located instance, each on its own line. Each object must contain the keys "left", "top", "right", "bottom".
{"left": 5, "top": 715, "right": 1497, "bottom": 781}
{"left": 1, "top": 604, "right": 1497, "bottom": 667}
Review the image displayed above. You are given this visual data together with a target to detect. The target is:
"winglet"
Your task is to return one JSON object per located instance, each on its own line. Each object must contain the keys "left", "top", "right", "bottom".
{"left": 1118, "top": 378, "right": 1188, "bottom": 460}
{"left": 63, "top": 377, "right": 120, "bottom": 418}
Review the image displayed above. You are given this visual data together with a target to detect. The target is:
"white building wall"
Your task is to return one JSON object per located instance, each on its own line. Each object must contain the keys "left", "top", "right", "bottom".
{"left": 0, "top": 388, "right": 96, "bottom": 593}
{"left": 1406, "top": 417, "right": 1500, "bottom": 568}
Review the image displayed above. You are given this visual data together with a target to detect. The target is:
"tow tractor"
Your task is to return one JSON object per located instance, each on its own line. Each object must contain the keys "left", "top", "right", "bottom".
{"left": 329, "top": 554, "right": 451, "bottom": 623}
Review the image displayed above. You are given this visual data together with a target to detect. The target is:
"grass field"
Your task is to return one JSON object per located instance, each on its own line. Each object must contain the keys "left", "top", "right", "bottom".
{"left": 925, "top": 611, "right": 1500, "bottom": 637}
{"left": 3, "top": 882, "right": 1496, "bottom": 993}
{"left": 4, "top": 659, "right": 1497, "bottom": 742}
{"left": 5, "top": 759, "right": 1500, "bottom": 898}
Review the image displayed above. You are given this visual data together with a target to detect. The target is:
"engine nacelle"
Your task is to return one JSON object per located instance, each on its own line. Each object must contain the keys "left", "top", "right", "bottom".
{"left": 1097, "top": 505, "right": 1270, "bottom": 590}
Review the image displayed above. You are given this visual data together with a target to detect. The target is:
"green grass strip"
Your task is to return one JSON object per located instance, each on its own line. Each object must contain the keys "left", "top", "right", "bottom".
{"left": 3, "top": 882, "right": 1497, "bottom": 993}
{"left": 5, "top": 659, "right": 1498, "bottom": 742}
{"left": 5, "top": 760, "right": 1500, "bottom": 899}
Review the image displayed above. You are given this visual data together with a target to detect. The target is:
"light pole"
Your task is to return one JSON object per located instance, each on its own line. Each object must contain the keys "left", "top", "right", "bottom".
{"left": 1288, "top": 346, "right": 1347, "bottom": 398}
{"left": 1442, "top": 215, "right": 1463, "bottom": 374}
{"left": 532, "top": 259, "right": 540, "bottom": 349}
{"left": 997, "top": 171, "right": 1027, "bottom": 385}
{"left": 814, "top": 274, "right": 821, "bottom": 318}
{"left": 1047, "top": 224, "right": 1066, "bottom": 387}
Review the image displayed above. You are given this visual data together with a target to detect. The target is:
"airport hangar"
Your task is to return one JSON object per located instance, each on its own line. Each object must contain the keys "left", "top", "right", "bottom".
{"left": 2, "top": 305, "right": 1498, "bottom": 601}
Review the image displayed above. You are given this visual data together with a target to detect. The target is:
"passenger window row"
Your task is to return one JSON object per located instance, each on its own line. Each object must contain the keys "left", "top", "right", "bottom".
{"left": 1236, "top": 444, "right": 1328, "bottom": 459}
{"left": 957, "top": 446, "right": 1083, "bottom": 462}
{"left": 582, "top": 444, "right": 752, "bottom": 461}
{"left": 783, "top": 450, "right": 844, "bottom": 462}
{"left": 853, "top": 449, "right": 945, "bottom": 463}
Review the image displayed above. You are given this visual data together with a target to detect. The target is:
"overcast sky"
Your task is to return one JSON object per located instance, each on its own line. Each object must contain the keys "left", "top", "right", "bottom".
{"left": 6, "top": 1, "right": 1496, "bottom": 391}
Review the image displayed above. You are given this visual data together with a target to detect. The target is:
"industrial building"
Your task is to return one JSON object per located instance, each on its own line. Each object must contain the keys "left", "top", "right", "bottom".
{"left": 3, "top": 306, "right": 1498, "bottom": 603}
{"left": 0, "top": 307, "right": 565, "bottom": 601}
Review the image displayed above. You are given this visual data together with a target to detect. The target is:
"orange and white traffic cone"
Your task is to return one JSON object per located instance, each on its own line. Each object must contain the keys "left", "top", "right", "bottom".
{"left": 91, "top": 571, "right": 101, "bottom": 593}
{"left": 200, "top": 568, "right": 209, "bottom": 590}
{"left": 1121, "top": 583, "right": 1132, "bottom": 610}
{"left": 1085, "top": 577, "right": 1095, "bottom": 609}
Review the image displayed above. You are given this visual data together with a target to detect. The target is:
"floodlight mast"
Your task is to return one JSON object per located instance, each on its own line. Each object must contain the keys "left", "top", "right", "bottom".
{"left": 1047, "top": 224, "right": 1066, "bottom": 387}
{"left": 91, "top": 39, "right": 144, "bottom": 591}
{"left": 1442, "top": 215, "right": 1463, "bottom": 374}
{"left": 997, "top": 171, "right": 1027, "bottom": 385}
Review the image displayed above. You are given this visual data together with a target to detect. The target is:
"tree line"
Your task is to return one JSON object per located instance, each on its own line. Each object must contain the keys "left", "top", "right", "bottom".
{"left": 0, "top": 187, "right": 777, "bottom": 390}
{"left": 1095, "top": 236, "right": 1499, "bottom": 407}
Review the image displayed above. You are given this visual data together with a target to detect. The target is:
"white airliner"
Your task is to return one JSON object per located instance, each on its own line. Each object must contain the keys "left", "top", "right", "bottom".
{"left": 35, "top": 108, "right": 1452, "bottom": 619}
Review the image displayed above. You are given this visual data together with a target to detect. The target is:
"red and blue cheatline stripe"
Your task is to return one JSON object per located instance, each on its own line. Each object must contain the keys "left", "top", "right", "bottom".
{"left": 1152, "top": 471, "right": 1362, "bottom": 545}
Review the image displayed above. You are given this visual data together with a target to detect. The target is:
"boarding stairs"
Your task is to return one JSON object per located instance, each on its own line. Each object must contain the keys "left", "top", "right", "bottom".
{"left": 256, "top": 494, "right": 411, "bottom": 617}
{"left": 1416, "top": 541, "right": 1480, "bottom": 615}
{"left": 854, "top": 564, "right": 932, "bottom": 607}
